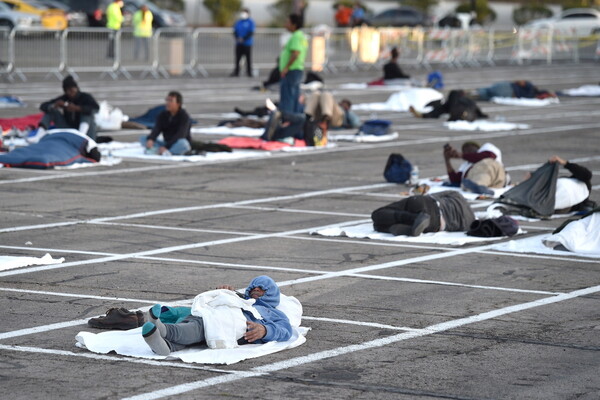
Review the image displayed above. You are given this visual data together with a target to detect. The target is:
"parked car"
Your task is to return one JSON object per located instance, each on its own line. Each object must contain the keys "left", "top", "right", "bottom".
{"left": 37, "top": 0, "right": 87, "bottom": 26}
{"left": 367, "top": 7, "right": 433, "bottom": 28}
{"left": 0, "top": 1, "right": 42, "bottom": 29}
{"left": 525, "top": 8, "right": 600, "bottom": 36}
{"left": 0, "top": 0, "right": 67, "bottom": 29}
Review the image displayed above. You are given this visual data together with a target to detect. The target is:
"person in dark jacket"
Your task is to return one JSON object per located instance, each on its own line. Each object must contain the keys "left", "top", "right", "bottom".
{"left": 546, "top": 155, "right": 593, "bottom": 213}
{"left": 142, "top": 276, "right": 293, "bottom": 356}
{"left": 471, "top": 80, "right": 556, "bottom": 101}
{"left": 143, "top": 91, "right": 192, "bottom": 155}
{"left": 231, "top": 8, "right": 255, "bottom": 77}
{"left": 372, "top": 191, "right": 475, "bottom": 236}
{"left": 383, "top": 47, "right": 410, "bottom": 81}
{"left": 32, "top": 75, "right": 100, "bottom": 143}
{"left": 409, "top": 90, "right": 487, "bottom": 122}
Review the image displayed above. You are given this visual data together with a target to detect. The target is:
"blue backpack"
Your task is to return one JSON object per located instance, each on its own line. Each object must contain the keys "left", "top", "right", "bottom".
{"left": 383, "top": 153, "right": 413, "bottom": 184}
{"left": 358, "top": 119, "right": 391, "bottom": 136}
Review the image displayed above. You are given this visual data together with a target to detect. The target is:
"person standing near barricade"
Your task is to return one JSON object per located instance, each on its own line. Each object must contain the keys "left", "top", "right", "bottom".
{"left": 106, "top": 0, "right": 124, "bottom": 59}
{"left": 230, "top": 8, "right": 255, "bottom": 77}
{"left": 133, "top": 4, "right": 153, "bottom": 61}
{"left": 278, "top": 13, "right": 308, "bottom": 113}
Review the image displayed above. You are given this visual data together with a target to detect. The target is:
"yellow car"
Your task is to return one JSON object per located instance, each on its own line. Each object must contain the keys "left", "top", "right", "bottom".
{"left": 0, "top": 0, "right": 67, "bottom": 29}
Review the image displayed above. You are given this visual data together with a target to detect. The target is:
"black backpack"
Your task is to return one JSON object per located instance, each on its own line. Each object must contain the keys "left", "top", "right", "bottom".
{"left": 383, "top": 153, "right": 412, "bottom": 183}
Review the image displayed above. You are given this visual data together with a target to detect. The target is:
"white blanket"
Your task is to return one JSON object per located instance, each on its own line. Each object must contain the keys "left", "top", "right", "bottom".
{"left": 421, "top": 179, "right": 512, "bottom": 200}
{"left": 108, "top": 144, "right": 271, "bottom": 162}
{"left": 444, "top": 120, "right": 530, "bottom": 131}
{"left": 191, "top": 290, "right": 260, "bottom": 349}
{"left": 191, "top": 126, "right": 264, "bottom": 137}
{"left": 0, "top": 253, "right": 64, "bottom": 272}
{"left": 491, "top": 97, "right": 559, "bottom": 107}
{"left": 542, "top": 213, "right": 600, "bottom": 256}
{"left": 311, "top": 222, "right": 518, "bottom": 246}
{"left": 491, "top": 233, "right": 600, "bottom": 259}
{"left": 353, "top": 88, "right": 443, "bottom": 113}
{"left": 560, "top": 85, "right": 600, "bottom": 97}
{"left": 330, "top": 132, "right": 399, "bottom": 143}
{"left": 338, "top": 82, "right": 414, "bottom": 90}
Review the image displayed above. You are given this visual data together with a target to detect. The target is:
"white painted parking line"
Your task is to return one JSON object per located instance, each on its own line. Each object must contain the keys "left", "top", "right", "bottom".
{"left": 121, "top": 284, "right": 600, "bottom": 400}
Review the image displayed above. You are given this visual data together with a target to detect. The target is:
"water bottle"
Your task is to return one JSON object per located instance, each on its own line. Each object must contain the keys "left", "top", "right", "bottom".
{"left": 410, "top": 165, "right": 419, "bottom": 185}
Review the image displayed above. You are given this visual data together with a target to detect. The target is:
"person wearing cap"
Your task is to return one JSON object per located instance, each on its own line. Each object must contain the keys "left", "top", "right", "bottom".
{"left": 133, "top": 4, "right": 153, "bottom": 61}
{"left": 231, "top": 8, "right": 255, "bottom": 77}
{"left": 32, "top": 75, "right": 100, "bottom": 143}
{"left": 106, "top": 0, "right": 124, "bottom": 59}
{"left": 142, "top": 276, "right": 293, "bottom": 355}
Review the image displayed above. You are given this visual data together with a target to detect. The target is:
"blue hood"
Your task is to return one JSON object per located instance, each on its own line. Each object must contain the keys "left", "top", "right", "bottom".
{"left": 244, "top": 275, "right": 280, "bottom": 307}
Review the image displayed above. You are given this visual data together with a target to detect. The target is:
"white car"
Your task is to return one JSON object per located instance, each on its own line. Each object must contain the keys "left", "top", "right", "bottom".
{"left": 525, "top": 8, "right": 600, "bottom": 36}
{"left": 0, "top": 1, "right": 42, "bottom": 29}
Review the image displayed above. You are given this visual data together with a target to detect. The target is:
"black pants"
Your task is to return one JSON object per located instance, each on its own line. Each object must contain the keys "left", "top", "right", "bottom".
{"left": 372, "top": 195, "right": 439, "bottom": 235}
{"left": 234, "top": 44, "right": 252, "bottom": 76}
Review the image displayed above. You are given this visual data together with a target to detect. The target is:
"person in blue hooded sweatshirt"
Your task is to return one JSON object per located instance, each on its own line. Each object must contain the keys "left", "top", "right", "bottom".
{"left": 230, "top": 8, "right": 255, "bottom": 77}
{"left": 142, "top": 276, "right": 292, "bottom": 356}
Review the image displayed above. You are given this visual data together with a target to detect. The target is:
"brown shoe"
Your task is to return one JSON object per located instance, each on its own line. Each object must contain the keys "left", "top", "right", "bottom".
{"left": 88, "top": 307, "right": 143, "bottom": 330}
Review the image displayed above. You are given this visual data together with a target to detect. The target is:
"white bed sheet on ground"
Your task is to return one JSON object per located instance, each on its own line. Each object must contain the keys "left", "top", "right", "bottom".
{"left": 491, "top": 234, "right": 600, "bottom": 259}
{"left": 491, "top": 97, "right": 560, "bottom": 107}
{"left": 191, "top": 126, "right": 264, "bottom": 137}
{"left": 0, "top": 253, "right": 64, "bottom": 272}
{"left": 76, "top": 326, "right": 309, "bottom": 365}
{"left": 330, "top": 132, "right": 399, "bottom": 143}
{"left": 311, "top": 222, "right": 520, "bottom": 246}
{"left": 338, "top": 82, "right": 414, "bottom": 90}
{"left": 353, "top": 88, "right": 443, "bottom": 113}
{"left": 560, "top": 85, "right": 600, "bottom": 97}
{"left": 108, "top": 143, "right": 271, "bottom": 162}
{"left": 444, "top": 120, "right": 530, "bottom": 131}
{"left": 543, "top": 212, "right": 600, "bottom": 255}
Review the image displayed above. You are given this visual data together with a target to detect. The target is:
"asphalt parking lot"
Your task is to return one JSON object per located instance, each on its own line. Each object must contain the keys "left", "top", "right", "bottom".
{"left": 0, "top": 62, "right": 599, "bottom": 400}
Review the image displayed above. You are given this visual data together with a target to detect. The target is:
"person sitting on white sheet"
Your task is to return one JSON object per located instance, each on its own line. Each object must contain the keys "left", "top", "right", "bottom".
{"left": 443, "top": 141, "right": 507, "bottom": 196}
{"left": 142, "top": 91, "right": 192, "bottom": 156}
{"left": 142, "top": 275, "right": 292, "bottom": 355}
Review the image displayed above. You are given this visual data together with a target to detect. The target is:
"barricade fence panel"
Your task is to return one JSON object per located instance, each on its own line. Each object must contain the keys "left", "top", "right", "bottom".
{"left": 0, "top": 26, "right": 596, "bottom": 80}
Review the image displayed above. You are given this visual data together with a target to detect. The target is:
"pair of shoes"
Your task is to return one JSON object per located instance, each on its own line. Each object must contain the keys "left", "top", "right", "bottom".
{"left": 88, "top": 307, "right": 144, "bottom": 330}
{"left": 408, "top": 106, "right": 422, "bottom": 118}
{"left": 410, "top": 212, "right": 430, "bottom": 236}
{"left": 26, "top": 126, "right": 47, "bottom": 144}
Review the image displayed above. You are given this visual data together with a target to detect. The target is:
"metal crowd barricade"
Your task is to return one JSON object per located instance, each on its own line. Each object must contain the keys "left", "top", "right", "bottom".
{"left": 511, "top": 27, "right": 553, "bottom": 64}
{"left": 151, "top": 28, "right": 195, "bottom": 78}
{"left": 118, "top": 28, "right": 157, "bottom": 78}
{"left": 378, "top": 27, "right": 423, "bottom": 68}
{"left": 0, "top": 27, "right": 11, "bottom": 78}
{"left": 422, "top": 28, "right": 455, "bottom": 68}
{"left": 465, "top": 28, "right": 495, "bottom": 66}
{"left": 320, "top": 28, "right": 354, "bottom": 71}
{"left": 10, "top": 27, "right": 64, "bottom": 81}
{"left": 63, "top": 28, "right": 129, "bottom": 79}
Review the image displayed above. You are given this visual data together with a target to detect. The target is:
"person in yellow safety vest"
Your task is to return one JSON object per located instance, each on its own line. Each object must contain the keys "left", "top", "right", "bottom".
{"left": 133, "top": 4, "right": 153, "bottom": 61}
{"left": 106, "top": 0, "right": 124, "bottom": 59}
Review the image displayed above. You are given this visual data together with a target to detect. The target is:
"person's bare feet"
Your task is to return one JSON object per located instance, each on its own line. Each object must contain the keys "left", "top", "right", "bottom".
{"left": 409, "top": 106, "right": 422, "bottom": 118}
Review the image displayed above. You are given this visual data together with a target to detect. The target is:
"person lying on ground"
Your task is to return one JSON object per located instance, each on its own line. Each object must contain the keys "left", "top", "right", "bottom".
{"left": 443, "top": 141, "right": 507, "bottom": 196}
{"left": 470, "top": 80, "right": 556, "bottom": 101}
{"left": 142, "top": 275, "right": 292, "bottom": 355}
{"left": 527, "top": 155, "right": 594, "bottom": 213}
{"left": 142, "top": 91, "right": 192, "bottom": 155}
{"left": 260, "top": 109, "right": 306, "bottom": 143}
{"left": 31, "top": 75, "right": 100, "bottom": 143}
{"left": 409, "top": 89, "right": 487, "bottom": 122}
{"left": 218, "top": 117, "right": 267, "bottom": 129}
{"left": 304, "top": 91, "right": 360, "bottom": 129}
{"left": 372, "top": 191, "right": 475, "bottom": 236}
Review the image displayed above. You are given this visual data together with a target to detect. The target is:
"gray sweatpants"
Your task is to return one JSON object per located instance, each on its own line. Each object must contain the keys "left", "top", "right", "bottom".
{"left": 164, "top": 315, "right": 205, "bottom": 351}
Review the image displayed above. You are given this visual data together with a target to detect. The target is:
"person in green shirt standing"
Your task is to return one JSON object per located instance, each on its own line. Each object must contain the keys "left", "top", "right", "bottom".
{"left": 279, "top": 14, "right": 308, "bottom": 113}
{"left": 133, "top": 4, "right": 153, "bottom": 61}
{"left": 106, "top": 0, "right": 124, "bottom": 59}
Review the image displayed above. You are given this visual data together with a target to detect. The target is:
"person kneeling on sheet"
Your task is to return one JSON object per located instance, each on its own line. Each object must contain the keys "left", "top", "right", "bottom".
{"left": 142, "top": 91, "right": 192, "bottom": 155}
{"left": 142, "top": 276, "right": 292, "bottom": 355}
{"left": 304, "top": 91, "right": 360, "bottom": 130}
{"left": 470, "top": 80, "right": 556, "bottom": 101}
{"left": 409, "top": 90, "right": 487, "bottom": 122}
{"left": 372, "top": 191, "right": 475, "bottom": 237}
{"left": 549, "top": 156, "right": 593, "bottom": 213}
{"left": 443, "top": 141, "right": 507, "bottom": 196}
{"left": 31, "top": 75, "right": 100, "bottom": 143}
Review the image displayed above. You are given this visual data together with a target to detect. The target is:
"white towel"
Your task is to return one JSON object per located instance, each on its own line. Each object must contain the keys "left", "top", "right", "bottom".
{"left": 444, "top": 120, "right": 530, "bottom": 131}
{"left": 191, "top": 126, "right": 264, "bottom": 137}
{"left": 560, "top": 85, "right": 600, "bottom": 97}
{"left": 109, "top": 144, "right": 271, "bottom": 162}
{"left": 492, "top": 233, "right": 600, "bottom": 259}
{"left": 491, "top": 97, "right": 559, "bottom": 107}
{"left": 353, "top": 88, "right": 443, "bottom": 112}
{"left": 330, "top": 132, "right": 399, "bottom": 143}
